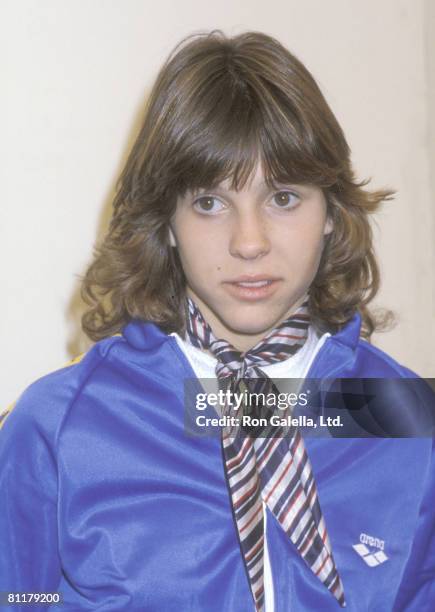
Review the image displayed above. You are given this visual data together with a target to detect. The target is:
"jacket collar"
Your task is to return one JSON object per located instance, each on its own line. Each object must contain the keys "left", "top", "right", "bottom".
{"left": 330, "top": 312, "right": 362, "bottom": 351}
{"left": 123, "top": 319, "right": 172, "bottom": 351}
{"left": 306, "top": 312, "right": 362, "bottom": 379}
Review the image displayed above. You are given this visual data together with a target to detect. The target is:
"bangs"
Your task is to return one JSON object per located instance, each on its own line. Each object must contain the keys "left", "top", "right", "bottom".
{"left": 165, "top": 68, "right": 340, "bottom": 198}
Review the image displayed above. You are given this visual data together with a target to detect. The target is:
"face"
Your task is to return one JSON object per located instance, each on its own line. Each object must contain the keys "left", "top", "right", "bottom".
{"left": 169, "top": 163, "right": 333, "bottom": 352}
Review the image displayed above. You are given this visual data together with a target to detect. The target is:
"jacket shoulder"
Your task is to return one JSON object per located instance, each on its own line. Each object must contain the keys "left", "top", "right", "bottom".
{"left": 352, "top": 337, "right": 419, "bottom": 378}
{"left": 326, "top": 312, "right": 419, "bottom": 378}
{"left": 0, "top": 334, "right": 126, "bottom": 438}
{"left": 321, "top": 313, "right": 417, "bottom": 378}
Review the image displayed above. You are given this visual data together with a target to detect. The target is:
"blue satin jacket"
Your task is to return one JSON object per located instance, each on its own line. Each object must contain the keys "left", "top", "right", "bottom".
{"left": 1, "top": 313, "right": 434, "bottom": 611}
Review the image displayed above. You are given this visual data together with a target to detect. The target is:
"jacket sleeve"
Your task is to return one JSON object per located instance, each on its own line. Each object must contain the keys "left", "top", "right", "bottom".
{"left": 392, "top": 439, "right": 435, "bottom": 610}
{"left": 0, "top": 387, "right": 62, "bottom": 610}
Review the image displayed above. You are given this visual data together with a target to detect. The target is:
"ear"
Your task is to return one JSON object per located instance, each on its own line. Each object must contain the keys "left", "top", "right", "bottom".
{"left": 323, "top": 216, "right": 334, "bottom": 236}
{"left": 169, "top": 225, "right": 177, "bottom": 247}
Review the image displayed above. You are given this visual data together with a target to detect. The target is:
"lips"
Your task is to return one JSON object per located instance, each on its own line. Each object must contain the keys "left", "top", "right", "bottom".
{"left": 225, "top": 275, "right": 281, "bottom": 285}
{"left": 234, "top": 280, "right": 273, "bottom": 287}
{"left": 223, "top": 275, "right": 282, "bottom": 300}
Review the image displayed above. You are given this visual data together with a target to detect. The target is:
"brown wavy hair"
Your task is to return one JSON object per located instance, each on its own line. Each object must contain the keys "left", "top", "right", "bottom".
{"left": 81, "top": 30, "right": 394, "bottom": 342}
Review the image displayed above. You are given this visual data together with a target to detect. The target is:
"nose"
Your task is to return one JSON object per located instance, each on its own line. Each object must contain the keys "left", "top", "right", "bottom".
{"left": 229, "top": 209, "right": 270, "bottom": 260}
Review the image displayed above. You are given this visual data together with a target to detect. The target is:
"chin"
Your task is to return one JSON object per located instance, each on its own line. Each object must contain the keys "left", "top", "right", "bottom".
{"left": 222, "top": 313, "right": 281, "bottom": 336}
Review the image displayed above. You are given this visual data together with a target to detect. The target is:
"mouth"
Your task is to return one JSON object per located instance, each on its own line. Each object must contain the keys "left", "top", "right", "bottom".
{"left": 231, "top": 279, "right": 274, "bottom": 288}
{"left": 223, "top": 276, "right": 282, "bottom": 300}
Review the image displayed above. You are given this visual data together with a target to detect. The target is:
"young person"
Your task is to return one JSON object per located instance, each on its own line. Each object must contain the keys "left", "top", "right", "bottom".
{"left": 1, "top": 31, "right": 434, "bottom": 611}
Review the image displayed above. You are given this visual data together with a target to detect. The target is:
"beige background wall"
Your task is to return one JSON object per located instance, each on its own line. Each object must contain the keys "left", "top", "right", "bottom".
{"left": 2, "top": 0, "right": 434, "bottom": 407}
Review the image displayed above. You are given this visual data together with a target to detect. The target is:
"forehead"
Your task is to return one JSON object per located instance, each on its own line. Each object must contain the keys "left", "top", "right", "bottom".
{"left": 198, "top": 162, "right": 314, "bottom": 196}
{"left": 216, "top": 162, "right": 265, "bottom": 192}
{"left": 197, "top": 161, "right": 296, "bottom": 194}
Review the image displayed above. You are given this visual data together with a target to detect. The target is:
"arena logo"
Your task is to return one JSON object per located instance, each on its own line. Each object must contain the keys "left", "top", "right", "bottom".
{"left": 352, "top": 532, "right": 388, "bottom": 567}
{"left": 359, "top": 532, "right": 385, "bottom": 551}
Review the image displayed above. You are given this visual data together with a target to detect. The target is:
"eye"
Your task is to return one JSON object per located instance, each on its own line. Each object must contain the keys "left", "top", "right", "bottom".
{"left": 193, "top": 195, "right": 225, "bottom": 214}
{"left": 271, "top": 190, "right": 300, "bottom": 209}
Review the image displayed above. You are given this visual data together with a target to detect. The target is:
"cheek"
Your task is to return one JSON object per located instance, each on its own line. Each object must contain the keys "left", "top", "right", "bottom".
{"left": 279, "top": 222, "right": 326, "bottom": 266}
{"left": 280, "top": 223, "right": 324, "bottom": 257}
{"left": 177, "top": 237, "right": 223, "bottom": 276}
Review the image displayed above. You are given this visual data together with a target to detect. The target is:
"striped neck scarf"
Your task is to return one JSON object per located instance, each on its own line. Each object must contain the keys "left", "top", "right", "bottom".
{"left": 185, "top": 296, "right": 346, "bottom": 611}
